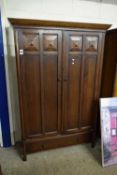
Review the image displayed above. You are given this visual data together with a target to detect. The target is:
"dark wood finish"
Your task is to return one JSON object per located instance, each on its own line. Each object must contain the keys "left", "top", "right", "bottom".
{"left": 17, "top": 29, "right": 43, "bottom": 139}
{"left": 113, "top": 65, "right": 117, "bottom": 96}
{"left": 26, "top": 132, "right": 91, "bottom": 153}
{"left": 9, "top": 18, "right": 111, "bottom": 30}
{"left": 41, "top": 30, "right": 62, "bottom": 135}
{"left": 101, "top": 29, "right": 117, "bottom": 97}
{"left": 12, "top": 19, "right": 110, "bottom": 160}
{"left": 62, "top": 31, "right": 82, "bottom": 133}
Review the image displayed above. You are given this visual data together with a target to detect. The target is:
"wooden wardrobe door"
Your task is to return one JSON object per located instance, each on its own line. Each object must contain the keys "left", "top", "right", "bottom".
{"left": 62, "top": 31, "right": 83, "bottom": 133}
{"left": 63, "top": 31, "right": 104, "bottom": 133}
{"left": 80, "top": 33, "right": 104, "bottom": 129}
{"left": 16, "top": 29, "right": 43, "bottom": 138}
{"left": 41, "top": 30, "right": 62, "bottom": 135}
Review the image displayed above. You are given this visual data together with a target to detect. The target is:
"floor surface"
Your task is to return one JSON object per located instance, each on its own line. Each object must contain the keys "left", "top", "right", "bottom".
{"left": 0, "top": 142, "right": 117, "bottom": 175}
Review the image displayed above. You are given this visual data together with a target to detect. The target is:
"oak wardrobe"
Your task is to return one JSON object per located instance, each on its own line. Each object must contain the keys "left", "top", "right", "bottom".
{"left": 9, "top": 19, "right": 110, "bottom": 160}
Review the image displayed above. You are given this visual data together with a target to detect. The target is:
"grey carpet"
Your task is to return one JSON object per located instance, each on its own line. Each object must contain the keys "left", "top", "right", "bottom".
{"left": 0, "top": 142, "right": 117, "bottom": 175}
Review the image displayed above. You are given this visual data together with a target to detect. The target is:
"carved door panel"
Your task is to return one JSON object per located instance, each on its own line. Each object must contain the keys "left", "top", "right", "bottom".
{"left": 17, "top": 29, "right": 43, "bottom": 138}
{"left": 41, "top": 30, "right": 62, "bottom": 136}
{"left": 62, "top": 31, "right": 103, "bottom": 133}
{"left": 62, "top": 31, "right": 83, "bottom": 133}
{"left": 17, "top": 29, "right": 62, "bottom": 138}
{"left": 80, "top": 33, "right": 103, "bottom": 129}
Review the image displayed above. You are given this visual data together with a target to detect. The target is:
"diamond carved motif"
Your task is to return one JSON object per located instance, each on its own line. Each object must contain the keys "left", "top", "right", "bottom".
{"left": 70, "top": 36, "right": 82, "bottom": 51}
{"left": 43, "top": 35, "right": 58, "bottom": 51}
{"left": 86, "top": 36, "right": 98, "bottom": 52}
{"left": 23, "top": 32, "right": 39, "bottom": 52}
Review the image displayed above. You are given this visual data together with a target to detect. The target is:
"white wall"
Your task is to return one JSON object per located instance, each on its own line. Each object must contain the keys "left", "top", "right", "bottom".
{"left": 0, "top": 0, "right": 14, "bottom": 145}
{"left": 1, "top": 0, "right": 117, "bottom": 143}
{"left": 4, "top": 0, "right": 117, "bottom": 28}
{"left": 0, "top": 0, "right": 21, "bottom": 144}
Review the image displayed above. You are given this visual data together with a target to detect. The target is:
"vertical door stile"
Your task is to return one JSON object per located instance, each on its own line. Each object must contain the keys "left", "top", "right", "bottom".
{"left": 79, "top": 33, "right": 86, "bottom": 129}
{"left": 61, "top": 31, "right": 64, "bottom": 133}
{"left": 58, "top": 31, "right": 62, "bottom": 133}
{"left": 15, "top": 30, "right": 26, "bottom": 140}
{"left": 95, "top": 33, "right": 105, "bottom": 100}
{"left": 39, "top": 30, "right": 45, "bottom": 135}
{"left": 62, "top": 31, "right": 68, "bottom": 132}
{"left": 92, "top": 33, "right": 105, "bottom": 131}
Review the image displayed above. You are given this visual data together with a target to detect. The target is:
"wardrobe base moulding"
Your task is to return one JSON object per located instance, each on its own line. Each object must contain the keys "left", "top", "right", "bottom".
{"left": 27, "top": 132, "right": 91, "bottom": 151}
{"left": 21, "top": 132, "right": 91, "bottom": 161}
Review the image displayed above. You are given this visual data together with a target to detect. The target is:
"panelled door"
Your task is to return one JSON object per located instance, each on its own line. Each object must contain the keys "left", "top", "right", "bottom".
{"left": 16, "top": 28, "right": 103, "bottom": 139}
{"left": 17, "top": 29, "right": 62, "bottom": 139}
{"left": 62, "top": 31, "right": 83, "bottom": 133}
{"left": 80, "top": 32, "right": 103, "bottom": 130}
{"left": 41, "top": 30, "right": 62, "bottom": 136}
{"left": 62, "top": 31, "right": 103, "bottom": 133}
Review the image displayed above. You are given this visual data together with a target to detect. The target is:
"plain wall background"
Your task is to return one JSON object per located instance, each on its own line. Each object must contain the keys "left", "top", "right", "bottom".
{"left": 1, "top": 0, "right": 117, "bottom": 144}
{"left": 4, "top": 0, "right": 117, "bottom": 28}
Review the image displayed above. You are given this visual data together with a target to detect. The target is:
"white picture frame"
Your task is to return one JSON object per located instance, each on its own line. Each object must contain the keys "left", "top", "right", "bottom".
{"left": 100, "top": 97, "right": 117, "bottom": 167}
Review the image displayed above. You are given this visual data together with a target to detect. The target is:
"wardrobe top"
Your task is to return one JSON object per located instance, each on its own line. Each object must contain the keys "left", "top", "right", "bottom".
{"left": 9, "top": 18, "right": 111, "bottom": 31}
